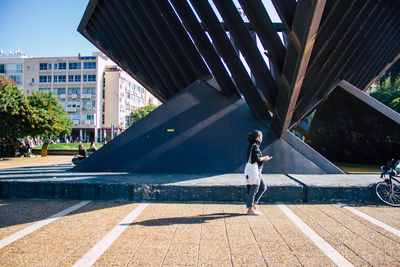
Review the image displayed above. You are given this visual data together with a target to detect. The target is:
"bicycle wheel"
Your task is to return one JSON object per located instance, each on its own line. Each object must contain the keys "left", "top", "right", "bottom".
{"left": 376, "top": 178, "right": 400, "bottom": 207}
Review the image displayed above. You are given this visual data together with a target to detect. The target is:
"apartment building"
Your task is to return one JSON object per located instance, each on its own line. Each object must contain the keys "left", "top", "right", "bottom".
{"left": 0, "top": 49, "right": 27, "bottom": 89}
{"left": 22, "top": 52, "right": 160, "bottom": 142}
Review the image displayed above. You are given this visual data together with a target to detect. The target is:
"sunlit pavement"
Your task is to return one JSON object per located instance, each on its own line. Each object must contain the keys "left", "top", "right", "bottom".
{"left": 0, "top": 155, "right": 73, "bottom": 169}
{"left": 0, "top": 200, "right": 399, "bottom": 266}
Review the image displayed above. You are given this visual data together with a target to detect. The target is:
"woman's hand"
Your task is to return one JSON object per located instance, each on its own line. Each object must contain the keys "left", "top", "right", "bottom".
{"left": 261, "top": 156, "right": 272, "bottom": 161}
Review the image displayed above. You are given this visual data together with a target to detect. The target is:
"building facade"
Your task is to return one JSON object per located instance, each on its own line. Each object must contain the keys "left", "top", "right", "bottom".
{"left": 0, "top": 49, "right": 27, "bottom": 89}
{"left": 22, "top": 52, "right": 160, "bottom": 142}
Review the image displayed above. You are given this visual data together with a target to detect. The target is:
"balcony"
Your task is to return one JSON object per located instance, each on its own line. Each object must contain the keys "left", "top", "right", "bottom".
{"left": 82, "top": 94, "right": 92, "bottom": 99}
{"left": 66, "top": 107, "right": 77, "bottom": 112}
{"left": 71, "top": 94, "right": 77, "bottom": 99}
{"left": 72, "top": 120, "right": 80, "bottom": 125}
{"left": 59, "top": 94, "right": 66, "bottom": 99}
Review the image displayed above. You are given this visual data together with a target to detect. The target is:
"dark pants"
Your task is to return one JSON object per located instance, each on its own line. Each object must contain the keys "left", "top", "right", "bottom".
{"left": 246, "top": 171, "right": 267, "bottom": 208}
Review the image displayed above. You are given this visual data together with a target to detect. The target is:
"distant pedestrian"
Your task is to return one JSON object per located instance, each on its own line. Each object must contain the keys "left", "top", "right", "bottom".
{"left": 246, "top": 130, "right": 272, "bottom": 215}
{"left": 72, "top": 144, "right": 88, "bottom": 165}
{"left": 89, "top": 141, "right": 97, "bottom": 152}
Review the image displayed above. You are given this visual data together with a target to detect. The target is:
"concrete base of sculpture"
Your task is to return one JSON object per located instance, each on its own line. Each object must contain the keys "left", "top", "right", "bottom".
{"left": 73, "top": 79, "right": 342, "bottom": 174}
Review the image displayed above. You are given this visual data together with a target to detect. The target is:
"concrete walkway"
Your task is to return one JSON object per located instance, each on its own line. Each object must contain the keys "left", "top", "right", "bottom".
{"left": 0, "top": 200, "right": 399, "bottom": 266}
{"left": 0, "top": 156, "right": 382, "bottom": 203}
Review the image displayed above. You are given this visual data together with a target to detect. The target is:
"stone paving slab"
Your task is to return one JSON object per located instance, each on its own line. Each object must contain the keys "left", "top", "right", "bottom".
{"left": 2, "top": 201, "right": 399, "bottom": 266}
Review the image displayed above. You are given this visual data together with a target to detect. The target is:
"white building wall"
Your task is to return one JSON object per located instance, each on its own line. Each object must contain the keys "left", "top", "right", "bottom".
{"left": 21, "top": 52, "right": 160, "bottom": 141}
{"left": 0, "top": 50, "right": 27, "bottom": 89}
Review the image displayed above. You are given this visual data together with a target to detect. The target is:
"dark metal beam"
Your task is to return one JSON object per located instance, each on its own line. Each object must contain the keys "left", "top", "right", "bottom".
{"left": 137, "top": 0, "right": 197, "bottom": 85}
{"left": 189, "top": 0, "right": 270, "bottom": 119}
{"left": 105, "top": 1, "right": 175, "bottom": 98}
{"left": 346, "top": 3, "right": 400, "bottom": 86}
{"left": 239, "top": 0, "right": 286, "bottom": 72}
{"left": 271, "top": 0, "right": 297, "bottom": 31}
{"left": 303, "top": 0, "right": 385, "bottom": 112}
{"left": 292, "top": 0, "right": 377, "bottom": 123}
{"left": 213, "top": 0, "right": 279, "bottom": 108}
{"left": 155, "top": 0, "right": 211, "bottom": 79}
{"left": 113, "top": 0, "right": 179, "bottom": 96}
{"left": 290, "top": 1, "right": 397, "bottom": 128}
{"left": 271, "top": 0, "right": 326, "bottom": 137}
{"left": 87, "top": 14, "right": 168, "bottom": 101}
{"left": 307, "top": 0, "right": 352, "bottom": 67}
{"left": 168, "top": 0, "right": 238, "bottom": 99}
{"left": 121, "top": 1, "right": 186, "bottom": 92}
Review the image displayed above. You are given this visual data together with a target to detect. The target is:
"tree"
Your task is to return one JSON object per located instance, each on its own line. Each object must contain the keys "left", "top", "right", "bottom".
{"left": 0, "top": 78, "right": 38, "bottom": 145}
{"left": 0, "top": 78, "right": 72, "bottom": 148}
{"left": 28, "top": 91, "right": 72, "bottom": 138}
{"left": 370, "top": 59, "right": 400, "bottom": 113}
{"left": 370, "top": 76, "right": 400, "bottom": 113}
{"left": 128, "top": 103, "right": 158, "bottom": 126}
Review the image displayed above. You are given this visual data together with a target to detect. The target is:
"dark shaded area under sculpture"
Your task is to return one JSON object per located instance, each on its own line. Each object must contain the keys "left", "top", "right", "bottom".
{"left": 75, "top": 0, "right": 400, "bottom": 174}
{"left": 303, "top": 81, "right": 400, "bottom": 166}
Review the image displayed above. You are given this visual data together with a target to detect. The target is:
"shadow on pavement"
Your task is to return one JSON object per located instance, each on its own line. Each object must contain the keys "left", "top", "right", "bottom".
{"left": 125, "top": 212, "right": 245, "bottom": 226}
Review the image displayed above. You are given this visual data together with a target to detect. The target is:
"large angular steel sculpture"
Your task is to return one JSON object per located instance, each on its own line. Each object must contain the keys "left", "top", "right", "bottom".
{"left": 75, "top": 0, "right": 400, "bottom": 174}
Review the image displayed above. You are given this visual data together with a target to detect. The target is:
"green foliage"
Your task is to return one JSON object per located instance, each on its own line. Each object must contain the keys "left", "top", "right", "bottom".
{"left": 0, "top": 78, "right": 37, "bottom": 143}
{"left": 377, "top": 59, "right": 400, "bottom": 88}
{"left": 128, "top": 104, "right": 158, "bottom": 126}
{"left": 0, "top": 78, "right": 72, "bottom": 144}
{"left": 370, "top": 59, "right": 400, "bottom": 113}
{"left": 370, "top": 77, "right": 400, "bottom": 113}
{"left": 29, "top": 91, "right": 72, "bottom": 138}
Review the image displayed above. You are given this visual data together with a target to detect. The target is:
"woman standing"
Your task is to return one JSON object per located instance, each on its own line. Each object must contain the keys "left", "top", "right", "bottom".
{"left": 246, "top": 130, "right": 272, "bottom": 215}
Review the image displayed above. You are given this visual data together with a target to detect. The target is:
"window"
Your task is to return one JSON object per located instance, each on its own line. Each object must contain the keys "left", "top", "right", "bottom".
{"left": 83, "top": 87, "right": 96, "bottom": 95}
{"left": 0, "top": 64, "right": 4, "bottom": 73}
{"left": 84, "top": 114, "right": 94, "bottom": 120}
{"left": 68, "top": 88, "right": 80, "bottom": 95}
{"left": 54, "top": 63, "right": 66, "bottom": 70}
{"left": 55, "top": 88, "right": 66, "bottom": 95}
{"left": 68, "top": 75, "right": 81, "bottom": 82}
{"left": 39, "top": 76, "right": 51, "bottom": 83}
{"left": 67, "top": 101, "right": 80, "bottom": 108}
{"left": 69, "top": 62, "right": 81, "bottom": 69}
{"left": 83, "top": 62, "right": 96, "bottom": 69}
{"left": 39, "top": 88, "right": 51, "bottom": 93}
{"left": 83, "top": 75, "right": 96, "bottom": 82}
{"left": 83, "top": 100, "right": 96, "bottom": 109}
{"left": 39, "top": 63, "right": 51, "bottom": 70}
{"left": 54, "top": 75, "right": 66, "bottom": 83}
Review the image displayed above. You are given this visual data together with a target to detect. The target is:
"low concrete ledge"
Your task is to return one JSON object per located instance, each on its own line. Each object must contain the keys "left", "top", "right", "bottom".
{"left": 287, "top": 174, "right": 381, "bottom": 203}
{"left": 0, "top": 182, "right": 303, "bottom": 203}
{"left": 0, "top": 166, "right": 382, "bottom": 203}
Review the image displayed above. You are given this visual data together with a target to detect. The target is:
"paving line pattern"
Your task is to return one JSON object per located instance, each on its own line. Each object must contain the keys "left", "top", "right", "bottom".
{"left": 1, "top": 202, "right": 399, "bottom": 266}
{"left": 0, "top": 200, "right": 90, "bottom": 249}
{"left": 73, "top": 203, "right": 148, "bottom": 267}
{"left": 277, "top": 203, "right": 354, "bottom": 267}
{"left": 339, "top": 203, "right": 400, "bottom": 237}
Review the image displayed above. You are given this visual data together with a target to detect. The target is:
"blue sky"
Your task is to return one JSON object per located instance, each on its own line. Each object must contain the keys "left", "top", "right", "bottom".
{"left": 1, "top": 0, "right": 280, "bottom": 58}
{"left": 1, "top": 0, "right": 99, "bottom": 57}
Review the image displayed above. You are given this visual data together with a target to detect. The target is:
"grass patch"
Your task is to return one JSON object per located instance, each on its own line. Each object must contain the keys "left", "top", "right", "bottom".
{"left": 34, "top": 143, "right": 104, "bottom": 150}
{"left": 334, "top": 162, "right": 380, "bottom": 173}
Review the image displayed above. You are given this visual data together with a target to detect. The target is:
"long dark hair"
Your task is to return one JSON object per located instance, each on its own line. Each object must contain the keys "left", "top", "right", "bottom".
{"left": 247, "top": 130, "right": 262, "bottom": 143}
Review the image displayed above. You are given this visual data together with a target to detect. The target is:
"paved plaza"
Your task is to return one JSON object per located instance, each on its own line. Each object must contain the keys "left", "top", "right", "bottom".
{"left": 0, "top": 200, "right": 400, "bottom": 266}
{"left": 0, "top": 156, "right": 399, "bottom": 266}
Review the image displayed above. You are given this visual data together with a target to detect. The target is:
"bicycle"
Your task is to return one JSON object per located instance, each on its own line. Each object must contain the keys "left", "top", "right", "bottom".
{"left": 376, "top": 160, "right": 400, "bottom": 206}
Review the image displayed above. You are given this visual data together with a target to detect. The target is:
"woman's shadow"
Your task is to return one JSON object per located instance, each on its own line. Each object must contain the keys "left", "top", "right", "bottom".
{"left": 121, "top": 213, "right": 245, "bottom": 226}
